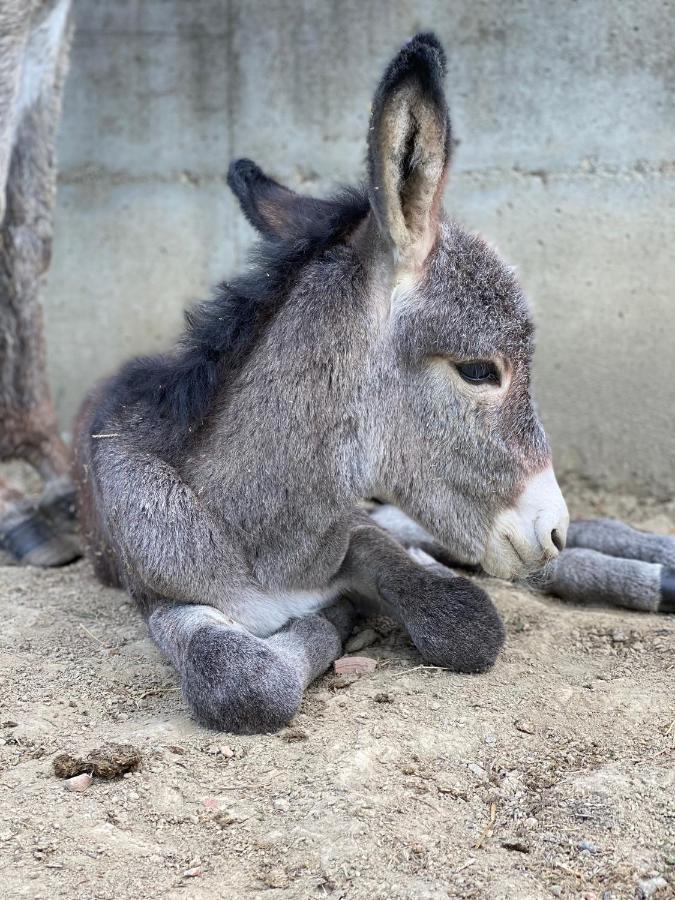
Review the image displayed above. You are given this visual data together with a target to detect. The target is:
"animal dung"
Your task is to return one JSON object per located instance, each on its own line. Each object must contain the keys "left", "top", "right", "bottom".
{"left": 53, "top": 743, "right": 142, "bottom": 779}
{"left": 333, "top": 656, "right": 377, "bottom": 676}
{"left": 64, "top": 773, "right": 93, "bottom": 793}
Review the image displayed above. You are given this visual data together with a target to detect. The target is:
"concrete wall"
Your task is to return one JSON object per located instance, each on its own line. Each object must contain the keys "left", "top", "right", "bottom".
{"left": 45, "top": 0, "right": 675, "bottom": 494}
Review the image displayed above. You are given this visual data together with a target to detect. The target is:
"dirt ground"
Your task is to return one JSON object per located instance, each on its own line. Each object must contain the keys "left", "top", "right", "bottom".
{"left": 1, "top": 478, "right": 674, "bottom": 900}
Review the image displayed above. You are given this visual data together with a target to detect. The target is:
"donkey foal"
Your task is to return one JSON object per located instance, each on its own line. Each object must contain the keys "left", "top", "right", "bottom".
{"left": 75, "top": 34, "right": 568, "bottom": 733}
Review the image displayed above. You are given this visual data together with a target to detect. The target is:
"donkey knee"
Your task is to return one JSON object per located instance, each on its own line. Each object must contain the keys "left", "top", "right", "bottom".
{"left": 180, "top": 627, "right": 304, "bottom": 734}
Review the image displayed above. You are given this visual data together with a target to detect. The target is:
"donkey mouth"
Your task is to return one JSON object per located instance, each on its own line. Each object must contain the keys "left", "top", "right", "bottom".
{"left": 505, "top": 534, "right": 529, "bottom": 568}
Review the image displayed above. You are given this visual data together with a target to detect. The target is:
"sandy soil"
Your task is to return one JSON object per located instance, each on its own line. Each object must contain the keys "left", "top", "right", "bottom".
{"left": 0, "top": 482, "right": 674, "bottom": 900}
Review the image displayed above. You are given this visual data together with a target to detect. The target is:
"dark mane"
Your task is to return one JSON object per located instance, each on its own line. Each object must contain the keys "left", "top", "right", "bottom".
{"left": 95, "top": 185, "right": 370, "bottom": 455}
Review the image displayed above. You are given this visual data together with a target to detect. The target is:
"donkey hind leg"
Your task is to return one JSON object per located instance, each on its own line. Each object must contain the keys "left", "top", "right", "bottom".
{"left": 148, "top": 599, "right": 353, "bottom": 733}
{"left": 0, "top": 474, "right": 79, "bottom": 567}
{"left": 0, "top": 1, "right": 74, "bottom": 492}
{"left": 568, "top": 519, "right": 675, "bottom": 567}
{"left": 529, "top": 548, "right": 674, "bottom": 614}
{"left": 535, "top": 518, "right": 675, "bottom": 612}
{"left": 342, "top": 524, "right": 505, "bottom": 673}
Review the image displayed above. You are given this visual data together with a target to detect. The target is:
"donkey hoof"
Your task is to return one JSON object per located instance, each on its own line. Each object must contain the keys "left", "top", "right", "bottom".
{"left": 660, "top": 567, "right": 675, "bottom": 613}
{"left": 0, "top": 511, "right": 81, "bottom": 568}
{"left": 181, "top": 628, "right": 304, "bottom": 734}
{"left": 39, "top": 478, "right": 78, "bottom": 531}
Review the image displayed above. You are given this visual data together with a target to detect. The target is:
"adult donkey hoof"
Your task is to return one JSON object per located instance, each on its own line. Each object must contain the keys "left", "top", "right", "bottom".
{"left": 181, "top": 628, "right": 304, "bottom": 734}
{"left": 0, "top": 508, "right": 81, "bottom": 568}
{"left": 39, "top": 477, "right": 78, "bottom": 533}
{"left": 660, "top": 568, "right": 675, "bottom": 613}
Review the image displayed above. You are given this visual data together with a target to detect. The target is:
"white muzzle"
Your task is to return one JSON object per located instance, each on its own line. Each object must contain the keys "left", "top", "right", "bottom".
{"left": 482, "top": 465, "right": 569, "bottom": 580}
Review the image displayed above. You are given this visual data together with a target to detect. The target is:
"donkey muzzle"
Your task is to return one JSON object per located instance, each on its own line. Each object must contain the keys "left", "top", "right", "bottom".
{"left": 481, "top": 465, "right": 569, "bottom": 580}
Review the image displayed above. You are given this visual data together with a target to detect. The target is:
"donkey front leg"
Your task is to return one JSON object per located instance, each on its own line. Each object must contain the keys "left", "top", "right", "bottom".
{"left": 342, "top": 525, "right": 505, "bottom": 672}
{"left": 148, "top": 599, "right": 353, "bottom": 733}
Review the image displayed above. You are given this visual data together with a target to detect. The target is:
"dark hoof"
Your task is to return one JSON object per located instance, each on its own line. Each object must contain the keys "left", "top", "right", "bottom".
{"left": 0, "top": 511, "right": 81, "bottom": 567}
{"left": 39, "top": 480, "right": 78, "bottom": 532}
{"left": 660, "top": 568, "right": 675, "bottom": 613}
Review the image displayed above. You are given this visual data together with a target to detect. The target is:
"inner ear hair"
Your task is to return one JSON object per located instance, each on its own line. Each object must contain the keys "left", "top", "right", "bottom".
{"left": 368, "top": 33, "right": 451, "bottom": 271}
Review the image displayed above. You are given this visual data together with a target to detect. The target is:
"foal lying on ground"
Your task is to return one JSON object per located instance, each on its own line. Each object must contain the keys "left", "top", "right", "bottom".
{"left": 228, "top": 160, "right": 675, "bottom": 617}
{"left": 75, "top": 33, "right": 570, "bottom": 733}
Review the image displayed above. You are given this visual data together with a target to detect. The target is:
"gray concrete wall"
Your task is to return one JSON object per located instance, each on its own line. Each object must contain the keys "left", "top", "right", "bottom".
{"left": 45, "top": 0, "right": 675, "bottom": 494}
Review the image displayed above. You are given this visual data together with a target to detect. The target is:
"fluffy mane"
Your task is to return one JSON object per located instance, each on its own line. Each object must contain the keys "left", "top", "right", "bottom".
{"left": 98, "top": 185, "right": 370, "bottom": 454}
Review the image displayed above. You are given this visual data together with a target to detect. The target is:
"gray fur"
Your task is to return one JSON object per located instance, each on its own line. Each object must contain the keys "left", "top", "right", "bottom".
{"left": 75, "top": 34, "right": 566, "bottom": 733}
{"left": 569, "top": 519, "right": 675, "bottom": 567}
{"left": 0, "top": 0, "right": 76, "bottom": 565}
{"left": 373, "top": 504, "right": 674, "bottom": 615}
{"left": 149, "top": 600, "right": 353, "bottom": 733}
{"left": 530, "top": 548, "right": 662, "bottom": 613}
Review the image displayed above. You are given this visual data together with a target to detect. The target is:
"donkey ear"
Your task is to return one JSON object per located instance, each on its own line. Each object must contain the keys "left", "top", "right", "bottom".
{"left": 227, "top": 158, "right": 337, "bottom": 241}
{"left": 367, "top": 33, "right": 451, "bottom": 270}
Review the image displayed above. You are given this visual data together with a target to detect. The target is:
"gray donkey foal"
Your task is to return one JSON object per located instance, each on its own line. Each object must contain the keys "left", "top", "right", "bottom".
{"left": 75, "top": 34, "right": 569, "bottom": 733}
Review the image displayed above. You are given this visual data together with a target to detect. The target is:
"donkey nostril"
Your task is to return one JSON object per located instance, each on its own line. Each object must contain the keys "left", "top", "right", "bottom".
{"left": 551, "top": 528, "right": 564, "bottom": 553}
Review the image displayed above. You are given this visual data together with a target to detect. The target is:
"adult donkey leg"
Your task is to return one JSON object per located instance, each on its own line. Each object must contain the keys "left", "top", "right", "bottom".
{"left": 0, "top": 1, "right": 77, "bottom": 563}
{"left": 148, "top": 600, "right": 353, "bottom": 733}
{"left": 341, "top": 524, "right": 505, "bottom": 672}
{"left": 0, "top": 470, "right": 76, "bottom": 565}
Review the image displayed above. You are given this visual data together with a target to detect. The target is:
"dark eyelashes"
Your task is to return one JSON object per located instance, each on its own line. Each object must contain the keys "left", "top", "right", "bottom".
{"left": 455, "top": 360, "right": 501, "bottom": 386}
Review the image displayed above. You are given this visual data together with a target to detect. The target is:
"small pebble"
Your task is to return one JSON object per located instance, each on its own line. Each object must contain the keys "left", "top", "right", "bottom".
{"left": 182, "top": 868, "right": 202, "bottom": 878}
{"left": 334, "top": 656, "right": 377, "bottom": 676}
{"left": 345, "top": 628, "right": 378, "bottom": 653}
{"left": 515, "top": 719, "right": 535, "bottom": 735}
{"left": 65, "top": 773, "right": 93, "bottom": 793}
{"left": 578, "top": 840, "right": 600, "bottom": 854}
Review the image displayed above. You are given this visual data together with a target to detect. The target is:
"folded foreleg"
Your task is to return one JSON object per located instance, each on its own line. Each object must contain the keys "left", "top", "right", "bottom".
{"left": 341, "top": 523, "right": 505, "bottom": 672}
{"left": 148, "top": 599, "right": 353, "bottom": 733}
{"left": 568, "top": 518, "right": 675, "bottom": 567}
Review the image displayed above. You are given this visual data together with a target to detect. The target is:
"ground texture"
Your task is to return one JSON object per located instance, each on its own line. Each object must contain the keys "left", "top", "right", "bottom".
{"left": 1, "top": 482, "right": 674, "bottom": 899}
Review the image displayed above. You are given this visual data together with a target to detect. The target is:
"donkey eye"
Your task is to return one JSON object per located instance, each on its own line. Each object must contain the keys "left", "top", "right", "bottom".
{"left": 456, "top": 360, "right": 500, "bottom": 385}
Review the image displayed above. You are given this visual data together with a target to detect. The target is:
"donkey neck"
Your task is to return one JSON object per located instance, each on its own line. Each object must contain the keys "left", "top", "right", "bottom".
{"left": 186, "top": 244, "right": 382, "bottom": 520}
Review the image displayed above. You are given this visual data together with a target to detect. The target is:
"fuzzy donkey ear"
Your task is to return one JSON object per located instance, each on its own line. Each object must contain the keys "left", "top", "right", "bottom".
{"left": 368, "top": 33, "right": 451, "bottom": 271}
{"left": 227, "top": 158, "right": 339, "bottom": 241}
